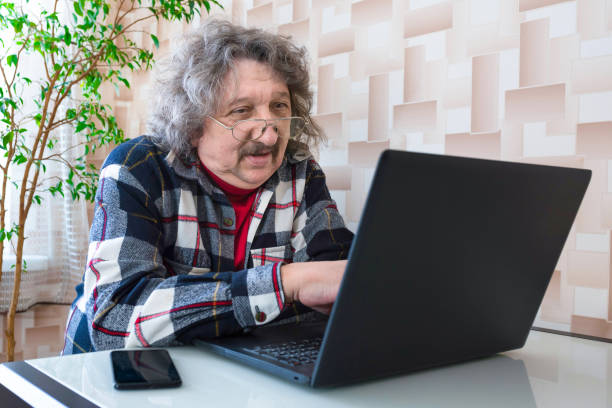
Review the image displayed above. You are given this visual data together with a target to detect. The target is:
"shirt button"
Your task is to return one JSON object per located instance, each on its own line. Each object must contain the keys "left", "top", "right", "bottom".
{"left": 223, "top": 218, "right": 234, "bottom": 227}
{"left": 255, "top": 310, "right": 267, "bottom": 322}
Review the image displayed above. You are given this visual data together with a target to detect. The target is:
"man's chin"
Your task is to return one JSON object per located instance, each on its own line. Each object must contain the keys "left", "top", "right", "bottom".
{"left": 237, "top": 162, "right": 281, "bottom": 189}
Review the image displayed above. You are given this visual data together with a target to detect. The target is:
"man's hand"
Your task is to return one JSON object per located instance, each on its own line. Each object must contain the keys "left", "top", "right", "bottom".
{"left": 280, "top": 260, "right": 347, "bottom": 314}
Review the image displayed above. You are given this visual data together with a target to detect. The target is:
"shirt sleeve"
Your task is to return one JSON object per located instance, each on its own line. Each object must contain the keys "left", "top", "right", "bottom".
{"left": 84, "top": 161, "right": 286, "bottom": 351}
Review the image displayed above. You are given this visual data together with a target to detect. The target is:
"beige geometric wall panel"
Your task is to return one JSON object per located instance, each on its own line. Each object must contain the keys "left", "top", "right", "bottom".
{"left": 109, "top": 0, "right": 612, "bottom": 340}
{"left": 404, "top": 2, "right": 453, "bottom": 38}
{"left": 603, "top": 193, "right": 612, "bottom": 228}
{"left": 571, "top": 56, "right": 612, "bottom": 93}
{"left": 351, "top": 0, "right": 393, "bottom": 25}
{"left": 318, "top": 27, "right": 355, "bottom": 57}
{"left": 520, "top": 0, "right": 573, "bottom": 12}
{"left": 404, "top": 46, "right": 427, "bottom": 103}
{"left": 312, "top": 112, "right": 344, "bottom": 148}
{"left": 571, "top": 315, "right": 612, "bottom": 338}
{"left": 320, "top": 166, "right": 352, "bottom": 191}
{"left": 567, "top": 250, "right": 609, "bottom": 288}
{"left": 279, "top": 19, "right": 310, "bottom": 48}
{"left": 471, "top": 54, "right": 499, "bottom": 133}
{"left": 446, "top": 131, "right": 501, "bottom": 160}
{"left": 348, "top": 141, "right": 390, "bottom": 168}
{"left": 393, "top": 101, "right": 437, "bottom": 132}
{"left": 246, "top": 2, "right": 273, "bottom": 28}
{"left": 505, "top": 83, "right": 565, "bottom": 122}
{"left": 317, "top": 64, "right": 335, "bottom": 114}
{"left": 576, "top": 122, "right": 612, "bottom": 158}
{"left": 577, "top": 0, "right": 608, "bottom": 39}
{"left": 610, "top": 233, "right": 612, "bottom": 320}
{"left": 520, "top": 19, "right": 550, "bottom": 87}
{"left": 368, "top": 73, "right": 389, "bottom": 141}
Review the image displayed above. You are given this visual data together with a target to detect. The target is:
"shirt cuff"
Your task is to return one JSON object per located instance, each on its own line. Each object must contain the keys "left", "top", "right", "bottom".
{"left": 231, "top": 262, "right": 286, "bottom": 327}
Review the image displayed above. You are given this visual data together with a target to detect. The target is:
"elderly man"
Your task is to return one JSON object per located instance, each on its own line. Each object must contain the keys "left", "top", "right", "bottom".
{"left": 62, "top": 19, "right": 353, "bottom": 354}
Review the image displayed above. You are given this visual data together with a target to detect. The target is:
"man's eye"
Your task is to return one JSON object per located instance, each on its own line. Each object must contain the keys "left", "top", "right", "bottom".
{"left": 273, "top": 102, "right": 290, "bottom": 112}
{"left": 231, "top": 108, "right": 249, "bottom": 115}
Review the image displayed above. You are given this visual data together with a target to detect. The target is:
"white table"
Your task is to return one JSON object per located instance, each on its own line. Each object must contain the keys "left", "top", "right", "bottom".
{"left": 1, "top": 330, "right": 611, "bottom": 407}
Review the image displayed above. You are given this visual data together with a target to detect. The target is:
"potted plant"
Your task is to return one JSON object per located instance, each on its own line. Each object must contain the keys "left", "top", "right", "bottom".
{"left": 0, "top": 0, "right": 221, "bottom": 362}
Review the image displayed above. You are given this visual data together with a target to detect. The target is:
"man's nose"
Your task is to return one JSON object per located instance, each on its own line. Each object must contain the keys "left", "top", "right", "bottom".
{"left": 257, "top": 121, "right": 279, "bottom": 145}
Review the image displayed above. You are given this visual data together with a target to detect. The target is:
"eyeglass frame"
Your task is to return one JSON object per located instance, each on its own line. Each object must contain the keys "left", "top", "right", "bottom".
{"left": 206, "top": 115, "right": 307, "bottom": 142}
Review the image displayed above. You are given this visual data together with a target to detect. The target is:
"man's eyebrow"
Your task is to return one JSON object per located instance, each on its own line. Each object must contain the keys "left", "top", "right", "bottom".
{"left": 225, "top": 97, "right": 251, "bottom": 107}
{"left": 271, "top": 91, "right": 291, "bottom": 99}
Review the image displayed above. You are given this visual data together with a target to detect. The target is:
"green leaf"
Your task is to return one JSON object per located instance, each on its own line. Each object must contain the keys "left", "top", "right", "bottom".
{"left": 118, "top": 77, "right": 130, "bottom": 89}
{"left": 151, "top": 34, "right": 159, "bottom": 48}
{"left": 210, "top": 0, "right": 224, "bottom": 9}
{"left": 2, "top": 131, "right": 14, "bottom": 147}
{"left": 14, "top": 153, "right": 27, "bottom": 164}
{"left": 9, "top": 18, "right": 23, "bottom": 33}
{"left": 63, "top": 26, "right": 71, "bottom": 45}
{"left": 76, "top": 122, "right": 87, "bottom": 132}
{"left": 73, "top": 2, "right": 83, "bottom": 16}
{"left": 6, "top": 54, "right": 17, "bottom": 67}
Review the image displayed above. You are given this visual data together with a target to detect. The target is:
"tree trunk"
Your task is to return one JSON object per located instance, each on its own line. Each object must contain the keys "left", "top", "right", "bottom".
{"left": 5, "top": 227, "right": 25, "bottom": 362}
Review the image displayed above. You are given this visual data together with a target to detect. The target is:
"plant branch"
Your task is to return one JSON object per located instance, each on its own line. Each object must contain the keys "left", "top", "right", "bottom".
{"left": 116, "top": 0, "right": 135, "bottom": 26}
{"left": 49, "top": 0, "right": 59, "bottom": 70}
{"left": 41, "top": 52, "right": 53, "bottom": 83}
{"left": 7, "top": 35, "right": 29, "bottom": 88}
{"left": 41, "top": 138, "right": 93, "bottom": 160}
{"left": 47, "top": 116, "right": 77, "bottom": 132}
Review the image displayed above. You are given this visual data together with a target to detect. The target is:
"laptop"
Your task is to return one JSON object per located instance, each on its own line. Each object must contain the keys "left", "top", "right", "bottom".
{"left": 195, "top": 149, "right": 591, "bottom": 388}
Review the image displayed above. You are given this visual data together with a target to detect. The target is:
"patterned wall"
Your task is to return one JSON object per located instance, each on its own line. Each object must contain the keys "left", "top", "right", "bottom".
{"left": 101, "top": 0, "right": 612, "bottom": 339}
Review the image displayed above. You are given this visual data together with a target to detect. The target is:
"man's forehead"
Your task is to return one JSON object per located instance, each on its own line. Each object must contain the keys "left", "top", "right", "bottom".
{"left": 217, "top": 60, "right": 289, "bottom": 105}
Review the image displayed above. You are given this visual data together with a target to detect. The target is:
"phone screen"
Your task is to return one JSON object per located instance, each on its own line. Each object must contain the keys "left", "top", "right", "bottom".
{"left": 111, "top": 349, "right": 182, "bottom": 390}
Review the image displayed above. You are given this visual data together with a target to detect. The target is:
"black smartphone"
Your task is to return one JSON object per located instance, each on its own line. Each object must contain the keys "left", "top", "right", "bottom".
{"left": 110, "top": 349, "right": 182, "bottom": 390}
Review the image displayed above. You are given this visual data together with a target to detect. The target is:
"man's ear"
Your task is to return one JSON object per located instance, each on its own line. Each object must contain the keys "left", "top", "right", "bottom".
{"left": 193, "top": 124, "right": 207, "bottom": 147}
{"left": 192, "top": 135, "right": 202, "bottom": 147}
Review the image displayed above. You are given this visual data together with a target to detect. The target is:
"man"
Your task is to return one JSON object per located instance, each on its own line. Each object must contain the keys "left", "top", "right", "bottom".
{"left": 62, "top": 19, "right": 353, "bottom": 354}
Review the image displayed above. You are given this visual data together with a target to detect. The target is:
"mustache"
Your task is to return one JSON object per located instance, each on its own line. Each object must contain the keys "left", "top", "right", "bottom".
{"left": 239, "top": 141, "right": 280, "bottom": 158}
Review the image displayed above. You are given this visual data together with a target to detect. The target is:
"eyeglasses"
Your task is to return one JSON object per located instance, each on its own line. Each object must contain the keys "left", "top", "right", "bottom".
{"left": 207, "top": 116, "right": 306, "bottom": 142}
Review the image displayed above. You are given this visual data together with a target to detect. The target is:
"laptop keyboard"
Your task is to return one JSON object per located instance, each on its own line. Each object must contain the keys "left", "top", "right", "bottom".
{"left": 246, "top": 337, "right": 322, "bottom": 367}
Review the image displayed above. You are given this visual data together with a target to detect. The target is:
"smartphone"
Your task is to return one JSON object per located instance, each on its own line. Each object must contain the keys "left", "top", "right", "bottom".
{"left": 110, "top": 349, "right": 182, "bottom": 390}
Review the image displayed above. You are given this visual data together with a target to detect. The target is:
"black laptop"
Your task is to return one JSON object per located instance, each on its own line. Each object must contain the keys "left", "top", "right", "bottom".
{"left": 195, "top": 149, "right": 591, "bottom": 388}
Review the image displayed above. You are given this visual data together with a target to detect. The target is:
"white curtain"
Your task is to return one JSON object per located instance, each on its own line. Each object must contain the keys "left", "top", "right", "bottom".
{"left": 0, "top": 105, "right": 90, "bottom": 312}
{"left": 0, "top": 1, "right": 89, "bottom": 312}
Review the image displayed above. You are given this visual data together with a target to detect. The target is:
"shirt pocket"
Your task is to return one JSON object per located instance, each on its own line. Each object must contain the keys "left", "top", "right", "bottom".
{"left": 250, "top": 244, "right": 293, "bottom": 267}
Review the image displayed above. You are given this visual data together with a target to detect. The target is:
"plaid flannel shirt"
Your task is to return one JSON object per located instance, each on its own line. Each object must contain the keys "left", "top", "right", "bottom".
{"left": 62, "top": 136, "right": 353, "bottom": 354}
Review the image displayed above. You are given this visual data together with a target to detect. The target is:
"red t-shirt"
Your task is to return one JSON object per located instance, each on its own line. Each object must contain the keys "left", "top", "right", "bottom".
{"left": 201, "top": 165, "right": 258, "bottom": 271}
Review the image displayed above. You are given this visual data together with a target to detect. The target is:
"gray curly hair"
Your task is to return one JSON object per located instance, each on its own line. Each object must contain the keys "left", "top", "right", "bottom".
{"left": 147, "top": 19, "right": 323, "bottom": 158}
